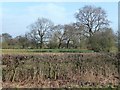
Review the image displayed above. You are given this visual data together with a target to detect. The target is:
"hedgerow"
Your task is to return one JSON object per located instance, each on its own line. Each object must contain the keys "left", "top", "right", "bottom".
{"left": 2, "top": 53, "right": 120, "bottom": 88}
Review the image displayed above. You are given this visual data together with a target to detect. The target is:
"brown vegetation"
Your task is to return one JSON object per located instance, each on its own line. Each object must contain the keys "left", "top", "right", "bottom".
{"left": 2, "top": 53, "right": 120, "bottom": 88}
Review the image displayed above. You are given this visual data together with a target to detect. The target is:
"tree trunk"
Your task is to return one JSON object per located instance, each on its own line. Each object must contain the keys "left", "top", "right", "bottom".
{"left": 66, "top": 39, "right": 70, "bottom": 48}
{"left": 58, "top": 39, "right": 62, "bottom": 49}
{"left": 40, "top": 36, "right": 43, "bottom": 49}
{"left": 88, "top": 33, "right": 93, "bottom": 50}
{"left": 36, "top": 44, "right": 38, "bottom": 49}
{"left": 22, "top": 45, "right": 25, "bottom": 49}
{"left": 58, "top": 42, "right": 61, "bottom": 49}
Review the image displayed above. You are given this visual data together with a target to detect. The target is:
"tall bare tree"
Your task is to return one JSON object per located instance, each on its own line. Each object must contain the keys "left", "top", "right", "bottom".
{"left": 75, "top": 5, "right": 110, "bottom": 37}
{"left": 27, "top": 18, "right": 54, "bottom": 48}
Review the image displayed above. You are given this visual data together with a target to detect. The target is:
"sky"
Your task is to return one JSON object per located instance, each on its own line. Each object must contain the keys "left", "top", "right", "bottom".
{"left": 1, "top": 2, "right": 118, "bottom": 37}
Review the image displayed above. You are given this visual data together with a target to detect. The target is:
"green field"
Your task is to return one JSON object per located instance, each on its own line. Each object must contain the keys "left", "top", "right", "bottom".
{"left": 1, "top": 49, "right": 94, "bottom": 54}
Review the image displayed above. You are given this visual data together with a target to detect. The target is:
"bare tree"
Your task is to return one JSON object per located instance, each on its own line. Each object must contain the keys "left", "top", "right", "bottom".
{"left": 27, "top": 18, "right": 54, "bottom": 48}
{"left": 15, "top": 35, "right": 29, "bottom": 49}
{"left": 75, "top": 5, "right": 110, "bottom": 37}
{"left": 26, "top": 30, "right": 39, "bottom": 48}
{"left": 2, "top": 33, "right": 13, "bottom": 49}
{"left": 2, "top": 33, "right": 12, "bottom": 42}
{"left": 53, "top": 25, "right": 66, "bottom": 48}
{"left": 64, "top": 23, "right": 77, "bottom": 48}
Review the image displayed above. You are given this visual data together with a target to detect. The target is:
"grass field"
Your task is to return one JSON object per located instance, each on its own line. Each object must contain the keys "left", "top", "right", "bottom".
{"left": 1, "top": 49, "right": 94, "bottom": 54}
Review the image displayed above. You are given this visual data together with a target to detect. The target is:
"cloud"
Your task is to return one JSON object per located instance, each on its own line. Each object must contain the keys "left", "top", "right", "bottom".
{"left": 27, "top": 3, "right": 72, "bottom": 25}
{"left": 2, "top": 3, "right": 74, "bottom": 37}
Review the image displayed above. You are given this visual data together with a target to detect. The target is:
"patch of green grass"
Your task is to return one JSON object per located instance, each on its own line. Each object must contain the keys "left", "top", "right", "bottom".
{"left": 2, "top": 49, "right": 94, "bottom": 54}
{"left": 28, "top": 49, "right": 94, "bottom": 53}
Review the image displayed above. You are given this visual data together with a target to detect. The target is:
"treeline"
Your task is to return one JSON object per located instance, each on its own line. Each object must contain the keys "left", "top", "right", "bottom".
{"left": 1, "top": 5, "right": 118, "bottom": 52}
